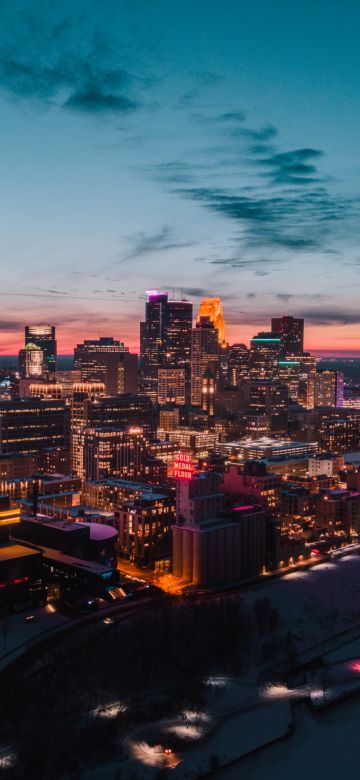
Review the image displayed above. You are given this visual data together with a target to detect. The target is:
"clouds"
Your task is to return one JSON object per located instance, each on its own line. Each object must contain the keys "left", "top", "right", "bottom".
{"left": 258, "top": 148, "right": 324, "bottom": 186}
{"left": 301, "top": 309, "right": 360, "bottom": 326}
{"left": 117, "top": 226, "right": 195, "bottom": 263}
{"left": 0, "top": 3, "right": 138, "bottom": 113}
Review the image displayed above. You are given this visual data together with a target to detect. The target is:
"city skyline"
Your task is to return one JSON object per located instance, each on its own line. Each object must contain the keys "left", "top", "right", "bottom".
{"left": 1, "top": 0, "right": 360, "bottom": 355}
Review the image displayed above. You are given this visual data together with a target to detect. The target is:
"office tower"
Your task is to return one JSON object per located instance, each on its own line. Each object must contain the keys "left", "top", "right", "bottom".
{"left": 201, "top": 366, "right": 216, "bottom": 416}
{"left": 157, "top": 368, "right": 186, "bottom": 406}
{"left": 289, "top": 352, "right": 317, "bottom": 408}
{"left": 159, "top": 407, "right": 180, "bottom": 432}
{"left": 277, "top": 358, "right": 302, "bottom": 402}
{"left": 140, "top": 292, "right": 192, "bottom": 402}
{"left": 271, "top": 316, "right": 304, "bottom": 356}
{"left": 70, "top": 382, "right": 105, "bottom": 478}
{"left": 315, "top": 370, "right": 344, "bottom": 408}
{"left": 227, "top": 343, "right": 250, "bottom": 386}
{"left": 249, "top": 332, "right": 281, "bottom": 380}
{"left": 191, "top": 316, "right": 220, "bottom": 405}
{"left": 89, "top": 394, "right": 155, "bottom": 439}
{"left": 18, "top": 343, "right": 44, "bottom": 380}
{"left": 25, "top": 325, "right": 56, "bottom": 379}
{"left": 83, "top": 426, "right": 145, "bottom": 481}
{"left": 74, "top": 337, "right": 138, "bottom": 395}
{"left": 318, "top": 414, "right": 360, "bottom": 453}
{"left": 197, "top": 297, "right": 226, "bottom": 344}
{"left": 0, "top": 398, "right": 69, "bottom": 456}
{"left": 249, "top": 380, "right": 289, "bottom": 434}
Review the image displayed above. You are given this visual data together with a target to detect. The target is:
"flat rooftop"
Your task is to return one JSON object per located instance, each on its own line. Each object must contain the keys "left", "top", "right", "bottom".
{"left": 0, "top": 543, "right": 41, "bottom": 563}
{"left": 40, "top": 546, "right": 115, "bottom": 576}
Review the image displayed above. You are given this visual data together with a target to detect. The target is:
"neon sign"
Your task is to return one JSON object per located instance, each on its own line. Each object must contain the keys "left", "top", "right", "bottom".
{"left": 174, "top": 452, "right": 193, "bottom": 480}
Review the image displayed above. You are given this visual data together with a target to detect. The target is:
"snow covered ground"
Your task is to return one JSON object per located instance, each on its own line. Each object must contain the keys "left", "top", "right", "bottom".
{"left": 215, "top": 698, "right": 360, "bottom": 779}
{"left": 244, "top": 555, "right": 360, "bottom": 650}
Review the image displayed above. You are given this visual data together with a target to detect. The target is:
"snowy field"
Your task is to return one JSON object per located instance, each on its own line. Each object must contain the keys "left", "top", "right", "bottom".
{"left": 244, "top": 555, "right": 360, "bottom": 649}
{"left": 215, "top": 697, "right": 360, "bottom": 780}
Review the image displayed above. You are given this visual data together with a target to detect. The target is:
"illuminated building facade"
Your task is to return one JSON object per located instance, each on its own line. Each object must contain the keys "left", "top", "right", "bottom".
{"left": 115, "top": 490, "right": 175, "bottom": 567}
{"left": 271, "top": 316, "right": 304, "bottom": 356}
{"left": 315, "top": 369, "right": 344, "bottom": 408}
{"left": 0, "top": 398, "right": 69, "bottom": 456}
{"left": 18, "top": 343, "right": 44, "bottom": 379}
{"left": 249, "top": 333, "right": 281, "bottom": 380}
{"left": 25, "top": 325, "right": 56, "bottom": 379}
{"left": 217, "top": 436, "right": 318, "bottom": 460}
{"left": 315, "top": 489, "right": 360, "bottom": 535}
{"left": 248, "top": 380, "right": 289, "bottom": 434}
{"left": 318, "top": 414, "right": 360, "bottom": 453}
{"left": 159, "top": 407, "right": 180, "bottom": 432}
{"left": 157, "top": 427, "right": 219, "bottom": 458}
{"left": 191, "top": 317, "right": 220, "bottom": 405}
{"left": 70, "top": 382, "right": 105, "bottom": 478}
{"left": 140, "top": 292, "right": 192, "bottom": 402}
{"left": 221, "top": 463, "right": 281, "bottom": 509}
{"left": 201, "top": 366, "right": 216, "bottom": 416}
{"left": 227, "top": 343, "right": 250, "bottom": 385}
{"left": 74, "top": 337, "right": 138, "bottom": 395}
{"left": 157, "top": 368, "right": 186, "bottom": 406}
{"left": 197, "top": 297, "right": 225, "bottom": 344}
{"left": 89, "top": 393, "right": 155, "bottom": 439}
{"left": 83, "top": 426, "right": 145, "bottom": 482}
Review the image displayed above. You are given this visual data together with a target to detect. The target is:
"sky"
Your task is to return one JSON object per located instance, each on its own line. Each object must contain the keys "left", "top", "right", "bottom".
{"left": 1, "top": 0, "right": 360, "bottom": 355}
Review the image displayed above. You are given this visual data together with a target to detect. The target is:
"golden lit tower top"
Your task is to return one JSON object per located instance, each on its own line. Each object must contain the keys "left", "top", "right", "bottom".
{"left": 197, "top": 297, "right": 225, "bottom": 345}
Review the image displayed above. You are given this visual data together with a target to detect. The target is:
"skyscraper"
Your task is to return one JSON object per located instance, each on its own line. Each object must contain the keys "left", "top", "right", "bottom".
{"left": 197, "top": 297, "right": 225, "bottom": 344}
{"left": 191, "top": 316, "right": 220, "bottom": 405}
{"left": 249, "top": 332, "right": 282, "bottom": 380}
{"left": 70, "top": 382, "right": 105, "bottom": 478}
{"left": 315, "top": 370, "right": 344, "bottom": 408}
{"left": 18, "top": 343, "right": 44, "bottom": 379}
{"left": 271, "top": 316, "right": 304, "bottom": 356}
{"left": 140, "top": 292, "right": 192, "bottom": 402}
{"left": 83, "top": 426, "right": 145, "bottom": 481}
{"left": 74, "top": 337, "right": 138, "bottom": 394}
{"left": 25, "top": 325, "right": 57, "bottom": 379}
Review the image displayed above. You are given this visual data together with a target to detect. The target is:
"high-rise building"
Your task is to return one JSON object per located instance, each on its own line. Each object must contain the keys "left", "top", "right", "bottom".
{"left": 157, "top": 368, "right": 186, "bottom": 406}
{"left": 140, "top": 292, "right": 192, "bottom": 402}
{"left": 83, "top": 426, "right": 145, "bottom": 482}
{"left": 25, "top": 325, "right": 56, "bottom": 379}
{"left": 271, "top": 316, "right": 304, "bottom": 356}
{"left": 248, "top": 380, "right": 289, "bottom": 434}
{"left": 201, "top": 366, "right": 216, "bottom": 416}
{"left": 315, "top": 370, "right": 344, "bottom": 408}
{"left": 0, "top": 398, "right": 69, "bottom": 456}
{"left": 74, "top": 337, "right": 138, "bottom": 395}
{"left": 227, "top": 343, "right": 250, "bottom": 386}
{"left": 89, "top": 394, "right": 155, "bottom": 439}
{"left": 191, "top": 316, "right": 220, "bottom": 405}
{"left": 18, "top": 343, "right": 44, "bottom": 379}
{"left": 249, "top": 332, "right": 282, "bottom": 380}
{"left": 70, "top": 382, "right": 105, "bottom": 478}
{"left": 197, "top": 297, "right": 225, "bottom": 344}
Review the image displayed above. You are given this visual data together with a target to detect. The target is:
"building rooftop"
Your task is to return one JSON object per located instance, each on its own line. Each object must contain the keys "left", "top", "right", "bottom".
{"left": 0, "top": 543, "right": 41, "bottom": 563}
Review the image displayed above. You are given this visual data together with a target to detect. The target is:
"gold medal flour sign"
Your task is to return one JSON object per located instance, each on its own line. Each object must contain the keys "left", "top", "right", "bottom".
{"left": 174, "top": 452, "right": 193, "bottom": 480}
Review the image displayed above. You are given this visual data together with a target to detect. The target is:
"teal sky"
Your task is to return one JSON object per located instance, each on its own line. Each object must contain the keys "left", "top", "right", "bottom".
{"left": 1, "top": 0, "right": 360, "bottom": 353}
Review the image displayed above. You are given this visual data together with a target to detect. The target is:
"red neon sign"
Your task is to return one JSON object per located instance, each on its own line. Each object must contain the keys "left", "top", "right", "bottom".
{"left": 174, "top": 452, "right": 194, "bottom": 480}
